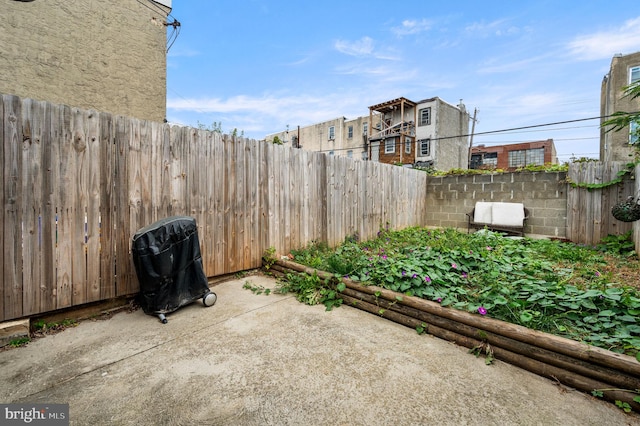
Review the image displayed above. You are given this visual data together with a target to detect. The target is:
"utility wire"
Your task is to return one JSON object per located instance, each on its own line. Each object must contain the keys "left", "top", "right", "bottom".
{"left": 438, "top": 112, "right": 639, "bottom": 142}
{"left": 312, "top": 112, "right": 639, "bottom": 154}
{"left": 134, "top": 0, "right": 181, "bottom": 52}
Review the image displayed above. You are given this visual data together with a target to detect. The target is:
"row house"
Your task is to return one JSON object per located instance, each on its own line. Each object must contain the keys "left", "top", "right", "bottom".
{"left": 265, "top": 96, "right": 470, "bottom": 171}
{"left": 367, "top": 97, "right": 470, "bottom": 170}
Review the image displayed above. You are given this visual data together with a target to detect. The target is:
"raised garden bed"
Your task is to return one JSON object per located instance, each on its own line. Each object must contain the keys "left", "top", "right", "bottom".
{"left": 268, "top": 258, "right": 640, "bottom": 412}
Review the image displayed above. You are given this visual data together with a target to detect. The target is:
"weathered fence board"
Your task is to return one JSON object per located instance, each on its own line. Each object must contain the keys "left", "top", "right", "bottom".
{"left": 21, "top": 99, "right": 42, "bottom": 316}
{"left": 566, "top": 162, "right": 635, "bottom": 245}
{"left": 99, "top": 112, "right": 115, "bottom": 300}
{"left": 4, "top": 95, "right": 23, "bottom": 320}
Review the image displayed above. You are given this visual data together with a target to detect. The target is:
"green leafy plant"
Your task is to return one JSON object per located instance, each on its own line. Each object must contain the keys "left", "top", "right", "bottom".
{"left": 515, "top": 163, "right": 569, "bottom": 173}
{"left": 469, "top": 341, "right": 495, "bottom": 365}
{"left": 597, "top": 231, "right": 636, "bottom": 257}
{"left": 602, "top": 80, "right": 640, "bottom": 146}
{"left": 416, "top": 322, "right": 428, "bottom": 335}
{"left": 591, "top": 388, "right": 640, "bottom": 413}
{"left": 9, "top": 337, "right": 30, "bottom": 347}
{"left": 289, "top": 241, "right": 331, "bottom": 270}
{"left": 565, "top": 161, "right": 637, "bottom": 190}
{"left": 262, "top": 246, "right": 278, "bottom": 270}
{"left": 31, "top": 318, "right": 77, "bottom": 334}
{"left": 275, "top": 271, "right": 344, "bottom": 311}
{"left": 242, "top": 280, "right": 271, "bottom": 296}
{"left": 32, "top": 319, "right": 47, "bottom": 331}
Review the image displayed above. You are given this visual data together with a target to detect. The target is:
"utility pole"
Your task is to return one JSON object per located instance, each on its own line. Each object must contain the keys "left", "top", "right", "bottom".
{"left": 467, "top": 108, "right": 478, "bottom": 169}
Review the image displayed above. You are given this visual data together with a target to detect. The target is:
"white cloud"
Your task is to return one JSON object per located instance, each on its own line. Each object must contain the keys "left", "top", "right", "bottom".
{"left": 392, "top": 19, "right": 432, "bottom": 36}
{"left": 333, "top": 37, "right": 401, "bottom": 61}
{"left": 465, "top": 19, "right": 510, "bottom": 37}
{"left": 334, "top": 37, "right": 375, "bottom": 57}
{"left": 166, "top": 92, "right": 375, "bottom": 137}
{"left": 567, "top": 16, "right": 640, "bottom": 61}
{"left": 477, "top": 53, "right": 553, "bottom": 74}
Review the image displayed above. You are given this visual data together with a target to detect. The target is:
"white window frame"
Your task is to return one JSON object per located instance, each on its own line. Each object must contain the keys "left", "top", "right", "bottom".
{"left": 384, "top": 138, "right": 395, "bottom": 154}
{"left": 363, "top": 122, "right": 368, "bottom": 136}
{"left": 348, "top": 126, "right": 353, "bottom": 139}
{"left": 630, "top": 121, "right": 639, "bottom": 145}
{"left": 508, "top": 150, "right": 526, "bottom": 168}
{"left": 347, "top": 150, "right": 353, "bottom": 158}
{"left": 483, "top": 152, "right": 498, "bottom": 167}
{"left": 328, "top": 126, "right": 335, "bottom": 140}
{"left": 418, "top": 108, "right": 431, "bottom": 126}
{"left": 527, "top": 147, "right": 545, "bottom": 165}
{"left": 405, "top": 137, "right": 411, "bottom": 154}
{"left": 630, "top": 66, "right": 640, "bottom": 84}
{"left": 418, "top": 139, "right": 430, "bottom": 156}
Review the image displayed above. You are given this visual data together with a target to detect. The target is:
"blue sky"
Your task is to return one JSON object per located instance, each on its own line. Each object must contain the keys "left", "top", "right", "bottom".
{"left": 165, "top": 1, "right": 640, "bottom": 162}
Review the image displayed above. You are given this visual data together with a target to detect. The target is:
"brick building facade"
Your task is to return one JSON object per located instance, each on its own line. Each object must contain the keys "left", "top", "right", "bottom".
{"left": 470, "top": 139, "right": 557, "bottom": 171}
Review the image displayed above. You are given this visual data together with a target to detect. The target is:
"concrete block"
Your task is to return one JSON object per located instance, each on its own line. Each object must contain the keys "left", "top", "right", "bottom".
{"left": 473, "top": 175, "right": 493, "bottom": 184}
{"left": 543, "top": 198, "right": 568, "bottom": 210}
{"left": 544, "top": 216, "right": 568, "bottom": 228}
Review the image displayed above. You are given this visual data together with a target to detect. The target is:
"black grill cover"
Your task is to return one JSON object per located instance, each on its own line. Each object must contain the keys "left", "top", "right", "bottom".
{"left": 132, "top": 216, "right": 210, "bottom": 315}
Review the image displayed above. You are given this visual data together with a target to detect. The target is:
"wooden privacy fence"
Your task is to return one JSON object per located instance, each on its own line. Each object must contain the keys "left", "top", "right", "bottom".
{"left": 566, "top": 161, "right": 638, "bottom": 246}
{"left": 0, "top": 94, "right": 429, "bottom": 322}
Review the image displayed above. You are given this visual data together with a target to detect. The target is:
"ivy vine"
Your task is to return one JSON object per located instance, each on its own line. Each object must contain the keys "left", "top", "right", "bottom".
{"left": 565, "top": 160, "right": 638, "bottom": 190}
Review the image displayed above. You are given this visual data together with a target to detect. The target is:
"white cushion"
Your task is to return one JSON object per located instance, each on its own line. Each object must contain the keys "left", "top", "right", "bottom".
{"left": 491, "top": 202, "right": 525, "bottom": 227}
{"left": 473, "top": 202, "right": 493, "bottom": 224}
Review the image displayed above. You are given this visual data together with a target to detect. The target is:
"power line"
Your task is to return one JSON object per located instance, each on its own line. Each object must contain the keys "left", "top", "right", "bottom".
{"left": 308, "top": 112, "right": 639, "bottom": 154}
{"left": 474, "top": 123, "right": 599, "bottom": 137}
{"left": 475, "top": 136, "right": 599, "bottom": 145}
{"left": 310, "top": 112, "right": 640, "bottom": 155}
{"left": 440, "top": 112, "right": 639, "bottom": 142}
{"left": 134, "top": 0, "right": 181, "bottom": 52}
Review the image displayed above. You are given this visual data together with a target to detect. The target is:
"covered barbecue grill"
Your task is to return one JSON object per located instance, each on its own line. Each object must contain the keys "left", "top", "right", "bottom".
{"left": 132, "top": 216, "right": 217, "bottom": 323}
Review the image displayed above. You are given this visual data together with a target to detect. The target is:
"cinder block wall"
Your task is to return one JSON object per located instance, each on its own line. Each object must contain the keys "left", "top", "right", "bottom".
{"left": 425, "top": 171, "right": 568, "bottom": 237}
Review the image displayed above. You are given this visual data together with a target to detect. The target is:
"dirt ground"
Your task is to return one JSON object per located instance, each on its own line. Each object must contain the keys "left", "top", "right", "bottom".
{"left": 0, "top": 275, "right": 638, "bottom": 425}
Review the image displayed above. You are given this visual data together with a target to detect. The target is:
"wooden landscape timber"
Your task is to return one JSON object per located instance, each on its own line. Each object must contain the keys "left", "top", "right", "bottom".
{"left": 269, "top": 258, "right": 640, "bottom": 411}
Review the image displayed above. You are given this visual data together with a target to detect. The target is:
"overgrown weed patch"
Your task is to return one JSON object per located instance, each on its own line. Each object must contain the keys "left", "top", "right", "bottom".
{"left": 288, "top": 227, "right": 640, "bottom": 358}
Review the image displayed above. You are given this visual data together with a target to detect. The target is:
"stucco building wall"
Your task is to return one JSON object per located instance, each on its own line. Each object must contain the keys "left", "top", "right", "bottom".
{"left": 1, "top": 0, "right": 170, "bottom": 122}
{"left": 600, "top": 51, "right": 640, "bottom": 161}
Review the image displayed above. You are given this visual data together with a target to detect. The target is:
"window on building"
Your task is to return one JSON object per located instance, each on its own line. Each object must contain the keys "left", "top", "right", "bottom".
{"left": 418, "top": 139, "right": 431, "bottom": 156}
{"left": 385, "top": 138, "right": 395, "bottom": 154}
{"left": 347, "top": 150, "right": 353, "bottom": 158}
{"left": 362, "top": 151, "right": 368, "bottom": 160}
{"left": 470, "top": 154, "right": 482, "bottom": 169}
{"left": 329, "top": 150, "right": 334, "bottom": 155}
{"left": 508, "top": 150, "right": 526, "bottom": 168}
{"left": 348, "top": 126, "right": 353, "bottom": 138}
{"left": 328, "top": 126, "right": 335, "bottom": 140}
{"left": 630, "top": 121, "right": 639, "bottom": 145}
{"left": 508, "top": 148, "right": 545, "bottom": 167}
{"left": 418, "top": 108, "right": 431, "bottom": 126}
{"left": 630, "top": 66, "right": 640, "bottom": 84}
{"left": 527, "top": 148, "right": 545, "bottom": 165}
{"left": 405, "top": 137, "right": 412, "bottom": 154}
{"left": 483, "top": 152, "right": 498, "bottom": 167}
{"left": 363, "top": 123, "right": 368, "bottom": 136}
